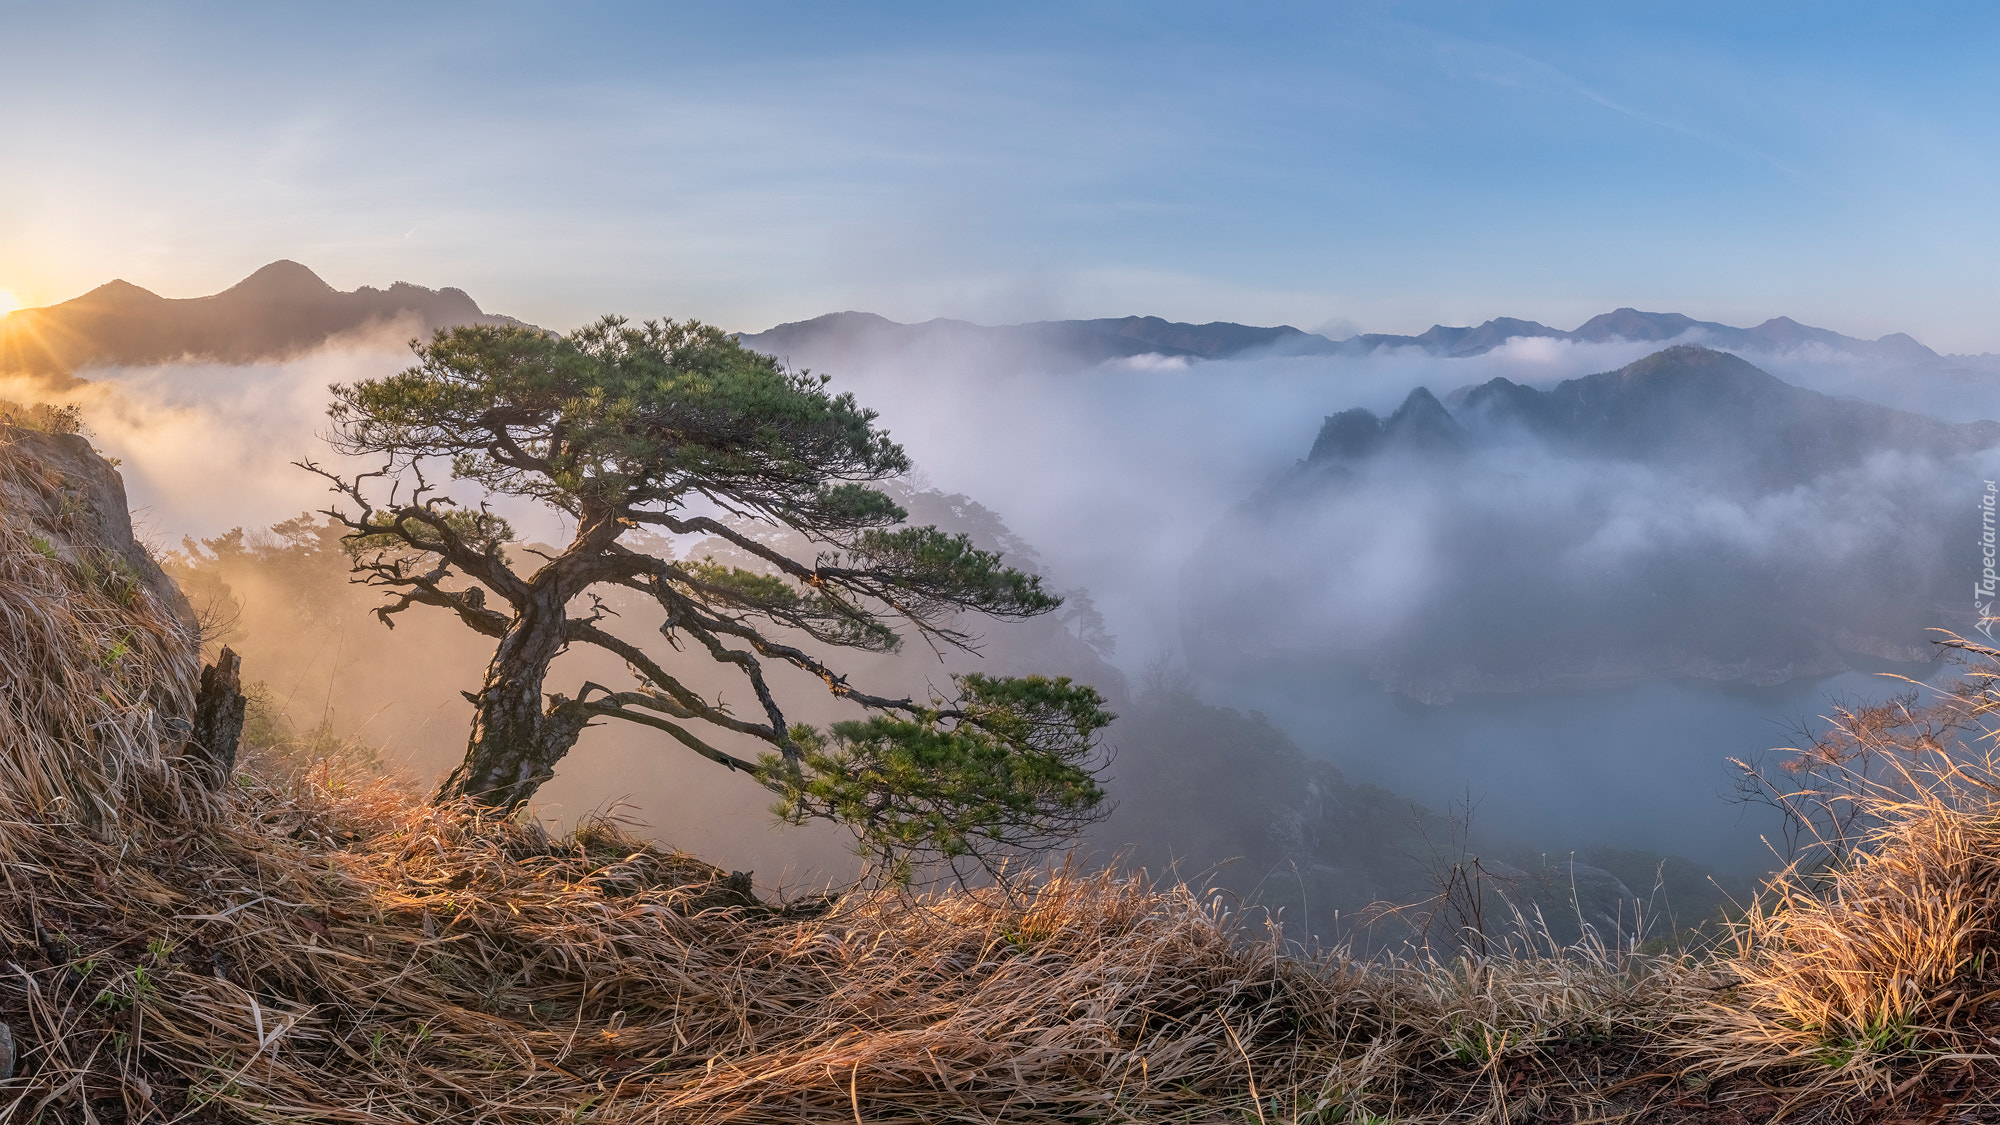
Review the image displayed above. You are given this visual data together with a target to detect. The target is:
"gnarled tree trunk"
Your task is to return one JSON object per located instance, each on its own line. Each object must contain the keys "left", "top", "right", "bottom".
{"left": 438, "top": 601, "right": 587, "bottom": 810}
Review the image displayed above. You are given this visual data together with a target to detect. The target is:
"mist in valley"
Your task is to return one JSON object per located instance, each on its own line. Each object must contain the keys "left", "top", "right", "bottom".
{"left": 735, "top": 321, "right": 2000, "bottom": 898}
{"left": 16, "top": 309, "right": 1997, "bottom": 941}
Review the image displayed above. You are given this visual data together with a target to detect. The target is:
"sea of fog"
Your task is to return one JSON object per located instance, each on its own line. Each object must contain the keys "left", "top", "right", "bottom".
{"left": 31, "top": 326, "right": 1998, "bottom": 876}
{"left": 1222, "top": 665, "right": 1936, "bottom": 872}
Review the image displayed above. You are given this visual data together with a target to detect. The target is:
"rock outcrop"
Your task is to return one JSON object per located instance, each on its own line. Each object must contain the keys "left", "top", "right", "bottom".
{"left": 0, "top": 426, "right": 196, "bottom": 632}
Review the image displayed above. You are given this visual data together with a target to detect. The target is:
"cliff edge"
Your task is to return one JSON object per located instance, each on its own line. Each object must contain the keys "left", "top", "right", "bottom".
{"left": 0, "top": 421, "right": 198, "bottom": 819}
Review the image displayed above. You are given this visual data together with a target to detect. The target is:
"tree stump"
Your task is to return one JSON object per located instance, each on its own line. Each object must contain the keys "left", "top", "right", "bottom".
{"left": 189, "top": 646, "right": 248, "bottom": 785}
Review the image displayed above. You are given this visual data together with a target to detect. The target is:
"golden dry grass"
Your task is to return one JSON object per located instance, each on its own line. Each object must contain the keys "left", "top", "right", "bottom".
{"left": 0, "top": 745, "right": 1730, "bottom": 1124}
{"left": 1687, "top": 749, "right": 2000, "bottom": 1110}
{"left": 0, "top": 428, "right": 199, "bottom": 832}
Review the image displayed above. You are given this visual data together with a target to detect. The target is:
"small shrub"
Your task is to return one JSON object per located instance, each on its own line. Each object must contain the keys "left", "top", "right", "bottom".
{"left": 0, "top": 398, "right": 83, "bottom": 435}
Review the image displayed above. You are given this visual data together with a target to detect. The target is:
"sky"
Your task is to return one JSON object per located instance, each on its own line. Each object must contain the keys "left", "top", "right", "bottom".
{"left": 4, "top": 2, "right": 2000, "bottom": 349}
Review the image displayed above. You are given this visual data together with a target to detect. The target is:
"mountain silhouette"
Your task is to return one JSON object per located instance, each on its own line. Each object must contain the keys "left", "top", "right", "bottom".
{"left": 1428, "top": 344, "right": 2000, "bottom": 489}
{"left": 0, "top": 260, "right": 524, "bottom": 378}
{"left": 7, "top": 265, "right": 1975, "bottom": 380}
{"left": 738, "top": 311, "right": 1320, "bottom": 369}
{"left": 1187, "top": 346, "right": 2000, "bottom": 701}
{"left": 741, "top": 307, "right": 1972, "bottom": 369}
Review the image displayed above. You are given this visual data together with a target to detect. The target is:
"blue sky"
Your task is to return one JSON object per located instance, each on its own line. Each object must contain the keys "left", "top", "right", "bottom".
{"left": 4, "top": 2, "right": 1998, "bottom": 348}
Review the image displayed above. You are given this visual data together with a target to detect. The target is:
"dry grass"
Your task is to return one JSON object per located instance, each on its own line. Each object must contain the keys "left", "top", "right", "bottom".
{"left": 0, "top": 745, "right": 1729, "bottom": 1123}
{"left": 0, "top": 427, "right": 200, "bottom": 831}
{"left": 1688, "top": 749, "right": 2000, "bottom": 1111}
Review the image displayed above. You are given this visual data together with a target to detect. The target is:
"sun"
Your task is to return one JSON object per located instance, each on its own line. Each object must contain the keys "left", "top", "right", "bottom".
{"left": 0, "top": 290, "right": 20, "bottom": 317}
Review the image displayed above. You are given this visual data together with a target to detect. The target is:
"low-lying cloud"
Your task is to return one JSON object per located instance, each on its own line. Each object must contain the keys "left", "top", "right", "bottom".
{"left": 752, "top": 327, "right": 2000, "bottom": 869}
{"left": 2, "top": 329, "right": 570, "bottom": 551}
{"left": 15, "top": 320, "right": 1997, "bottom": 875}
{"left": 808, "top": 332, "right": 1818, "bottom": 661}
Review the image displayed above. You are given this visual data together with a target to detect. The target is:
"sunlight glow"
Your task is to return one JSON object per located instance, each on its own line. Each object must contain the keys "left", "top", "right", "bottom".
{"left": 0, "top": 291, "right": 20, "bottom": 317}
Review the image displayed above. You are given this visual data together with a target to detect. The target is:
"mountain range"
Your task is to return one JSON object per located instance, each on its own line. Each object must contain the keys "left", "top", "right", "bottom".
{"left": 735, "top": 310, "right": 1312, "bottom": 367}
{"left": 0, "top": 260, "right": 523, "bottom": 380}
{"left": 5, "top": 259, "right": 1987, "bottom": 380}
{"left": 739, "top": 307, "right": 1984, "bottom": 369}
{"left": 1186, "top": 345, "right": 2000, "bottom": 701}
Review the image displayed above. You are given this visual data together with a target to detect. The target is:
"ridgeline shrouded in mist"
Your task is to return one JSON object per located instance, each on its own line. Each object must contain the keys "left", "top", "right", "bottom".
{"left": 302, "top": 316, "right": 1112, "bottom": 880}
{"left": 1187, "top": 345, "right": 2000, "bottom": 704}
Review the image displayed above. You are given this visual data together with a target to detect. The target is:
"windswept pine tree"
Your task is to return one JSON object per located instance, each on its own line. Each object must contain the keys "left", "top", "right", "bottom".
{"left": 303, "top": 317, "right": 1111, "bottom": 879}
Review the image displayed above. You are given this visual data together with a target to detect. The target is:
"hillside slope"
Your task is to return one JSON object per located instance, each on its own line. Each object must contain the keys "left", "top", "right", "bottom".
{"left": 0, "top": 421, "right": 197, "bottom": 821}
{"left": 0, "top": 421, "right": 1699, "bottom": 1123}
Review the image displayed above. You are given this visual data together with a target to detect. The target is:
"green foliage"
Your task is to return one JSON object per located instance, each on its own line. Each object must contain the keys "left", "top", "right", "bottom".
{"left": 766, "top": 674, "right": 1113, "bottom": 881}
{"left": 329, "top": 318, "right": 910, "bottom": 529}
{"left": 841, "top": 526, "right": 1061, "bottom": 619}
{"left": 165, "top": 513, "right": 371, "bottom": 640}
{"left": 1810, "top": 1014, "right": 1920, "bottom": 1069}
{"left": 1438, "top": 1019, "right": 1510, "bottom": 1065}
{"left": 69, "top": 548, "right": 141, "bottom": 607}
{"left": 680, "top": 559, "right": 900, "bottom": 650}
{"left": 95, "top": 964, "right": 155, "bottom": 1011}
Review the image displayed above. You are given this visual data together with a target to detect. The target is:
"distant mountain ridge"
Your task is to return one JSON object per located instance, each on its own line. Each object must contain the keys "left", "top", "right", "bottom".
{"left": 1186, "top": 345, "right": 2000, "bottom": 702}
{"left": 0, "top": 260, "right": 525, "bottom": 379}
{"left": 737, "top": 311, "right": 1317, "bottom": 370}
{"left": 5, "top": 259, "right": 1975, "bottom": 379}
{"left": 11, "top": 260, "right": 1984, "bottom": 382}
{"left": 741, "top": 307, "right": 1975, "bottom": 369}
{"left": 1313, "top": 345, "right": 2000, "bottom": 489}
{"left": 1347, "top": 308, "right": 1944, "bottom": 363}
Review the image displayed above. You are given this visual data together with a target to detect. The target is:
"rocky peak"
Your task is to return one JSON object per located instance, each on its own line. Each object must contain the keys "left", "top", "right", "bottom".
{"left": 1308, "top": 386, "right": 1465, "bottom": 462}
{"left": 1382, "top": 386, "right": 1463, "bottom": 450}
